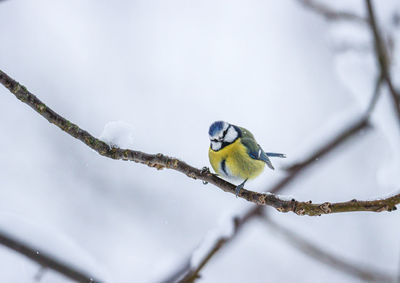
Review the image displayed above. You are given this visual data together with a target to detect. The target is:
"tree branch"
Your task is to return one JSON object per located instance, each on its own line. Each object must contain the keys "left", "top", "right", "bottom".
{"left": 366, "top": 0, "right": 400, "bottom": 128}
{"left": 262, "top": 215, "right": 395, "bottom": 282}
{"left": 286, "top": 72, "right": 383, "bottom": 174}
{"left": 297, "top": 0, "right": 367, "bottom": 24}
{"left": 284, "top": 117, "right": 370, "bottom": 174}
{"left": 366, "top": 73, "right": 384, "bottom": 115}
{"left": 174, "top": 209, "right": 261, "bottom": 283}
{"left": 0, "top": 229, "right": 101, "bottom": 283}
{"left": 1, "top": 69, "right": 398, "bottom": 215}
{"left": 160, "top": 258, "right": 191, "bottom": 283}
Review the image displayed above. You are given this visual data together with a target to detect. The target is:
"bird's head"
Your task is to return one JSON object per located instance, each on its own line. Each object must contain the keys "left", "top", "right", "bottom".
{"left": 208, "top": 121, "right": 240, "bottom": 151}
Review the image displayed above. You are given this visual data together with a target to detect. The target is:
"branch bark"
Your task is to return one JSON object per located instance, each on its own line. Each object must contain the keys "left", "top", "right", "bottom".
{"left": 1, "top": 69, "right": 398, "bottom": 216}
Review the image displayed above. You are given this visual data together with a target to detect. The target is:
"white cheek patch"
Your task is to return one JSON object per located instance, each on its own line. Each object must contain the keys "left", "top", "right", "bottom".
{"left": 211, "top": 141, "right": 222, "bottom": 151}
{"left": 224, "top": 127, "right": 238, "bottom": 143}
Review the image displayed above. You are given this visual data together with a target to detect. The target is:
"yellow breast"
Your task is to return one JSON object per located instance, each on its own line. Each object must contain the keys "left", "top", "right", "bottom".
{"left": 208, "top": 139, "right": 265, "bottom": 180}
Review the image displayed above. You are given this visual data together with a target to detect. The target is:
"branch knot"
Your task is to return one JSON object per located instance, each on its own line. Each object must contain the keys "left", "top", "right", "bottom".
{"left": 319, "top": 202, "right": 332, "bottom": 214}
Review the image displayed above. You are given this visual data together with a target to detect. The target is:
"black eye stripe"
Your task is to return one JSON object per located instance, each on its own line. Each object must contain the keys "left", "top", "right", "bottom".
{"left": 210, "top": 126, "right": 230, "bottom": 142}
{"left": 221, "top": 125, "right": 230, "bottom": 139}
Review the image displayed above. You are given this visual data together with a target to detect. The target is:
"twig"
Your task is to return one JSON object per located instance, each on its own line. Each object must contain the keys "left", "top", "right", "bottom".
{"left": 159, "top": 258, "right": 191, "bottom": 283}
{"left": 297, "top": 0, "right": 367, "bottom": 24}
{"left": 284, "top": 117, "right": 370, "bottom": 174}
{"left": 282, "top": 70, "right": 384, "bottom": 185}
{"left": 175, "top": 208, "right": 261, "bottom": 283}
{"left": 366, "top": 73, "right": 384, "bottom": 115}
{"left": 263, "top": 215, "right": 395, "bottom": 282}
{"left": 2, "top": 69, "right": 398, "bottom": 215}
{"left": 0, "top": 230, "right": 101, "bottom": 283}
{"left": 366, "top": 0, "right": 400, "bottom": 128}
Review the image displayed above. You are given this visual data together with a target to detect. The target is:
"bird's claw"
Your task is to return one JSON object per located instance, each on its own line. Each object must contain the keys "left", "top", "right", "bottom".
{"left": 201, "top": 166, "right": 210, "bottom": 174}
{"left": 235, "top": 184, "right": 244, "bottom": 198}
{"left": 235, "top": 179, "right": 248, "bottom": 198}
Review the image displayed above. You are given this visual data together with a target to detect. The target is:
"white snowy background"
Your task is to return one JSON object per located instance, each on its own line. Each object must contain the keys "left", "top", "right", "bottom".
{"left": 0, "top": 0, "right": 399, "bottom": 282}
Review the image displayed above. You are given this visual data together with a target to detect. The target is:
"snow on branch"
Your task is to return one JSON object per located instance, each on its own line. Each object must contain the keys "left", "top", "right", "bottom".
{"left": 0, "top": 69, "right": 399, "bottom": 216}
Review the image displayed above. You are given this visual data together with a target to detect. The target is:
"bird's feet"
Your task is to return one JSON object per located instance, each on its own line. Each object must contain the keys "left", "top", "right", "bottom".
{"left": 235, "top": 179, "right": 248, "bottom": 198}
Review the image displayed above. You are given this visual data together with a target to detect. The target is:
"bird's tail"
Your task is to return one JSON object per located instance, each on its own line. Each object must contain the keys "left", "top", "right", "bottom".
{"left": 266, "top": 152, "right": 286, "bottom": 158}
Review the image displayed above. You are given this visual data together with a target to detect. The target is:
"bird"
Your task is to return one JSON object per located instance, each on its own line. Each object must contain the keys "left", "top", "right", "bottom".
{"left": 208, "top": 121, "right": 286, "bottom": 197}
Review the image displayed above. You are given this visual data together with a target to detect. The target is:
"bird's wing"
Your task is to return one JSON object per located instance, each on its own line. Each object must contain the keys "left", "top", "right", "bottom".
{"left": 240, "top": 136, "right": 275, "bottom": 170}
{"left": 238, "top": 126, "right": 255, "bottom": 139}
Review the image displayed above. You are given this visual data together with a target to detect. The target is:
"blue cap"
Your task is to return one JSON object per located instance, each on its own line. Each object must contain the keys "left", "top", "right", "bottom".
{"left": 209, "top": 121, "right": 225, "bottom": 136}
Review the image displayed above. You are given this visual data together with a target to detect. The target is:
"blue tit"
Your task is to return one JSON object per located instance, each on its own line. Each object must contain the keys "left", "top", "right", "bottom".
{"left": 208, "top": 121, "right": 286, "bottom": 196}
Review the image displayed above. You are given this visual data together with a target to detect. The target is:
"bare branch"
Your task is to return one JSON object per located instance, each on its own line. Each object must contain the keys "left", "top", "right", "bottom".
{"left": 0, "top": 229, "right": 101, "bottom": 283}
{"left": 297, "top": 0, "right": 367, "bottom": 24}
{"left": 2, "top": 69, "right": 398, "bottom": 215}
{"left": 272, "top": 193, "right": 399, "bottom": 215}
{"left": 366, "top": 0, "right": 400, "bottom": 128}
{"left": 262, "top": 215, "right": 395, "bottom": 282}
{"left": 366, "top": 73, "right": 384, "bottom": 115}
{"left": 284, "top": 117, "right": 370, "bottom": 174}
{"left": 173, "top": 209, "right": 261, "bottom": 283}
{"left": 159, "top": 258, "right": 191, "bottom": 283}
{"left": 285, "top": 70, "right": 384, "bottom": 174}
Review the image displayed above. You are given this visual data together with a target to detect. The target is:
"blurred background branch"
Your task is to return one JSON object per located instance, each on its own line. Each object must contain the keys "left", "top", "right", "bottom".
{"left": 171, "top": 208, "right": 262, "bottom": 283}
{"left": 296, "top": 0, "right": 367, "bottom": 23}
{"left": 0, "top": 229, "right": 100, "bottom": 283}
{"left": 365, "top": 0, "right": 400, "bottom": 129}
{"left": 261, "top": 215, "right": 395, "bottom": 282}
